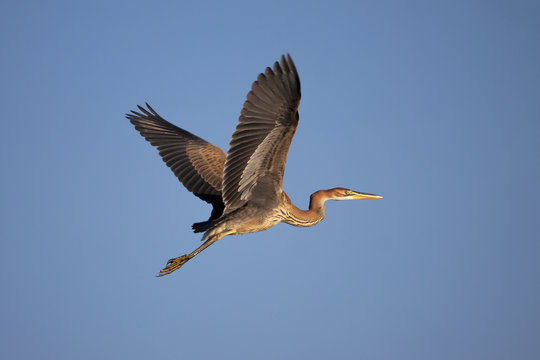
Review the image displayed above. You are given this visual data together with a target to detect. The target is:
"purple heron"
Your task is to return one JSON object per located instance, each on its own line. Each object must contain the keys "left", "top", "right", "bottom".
{"left": 127, "top": 54, "right": 382, "bottom": 276}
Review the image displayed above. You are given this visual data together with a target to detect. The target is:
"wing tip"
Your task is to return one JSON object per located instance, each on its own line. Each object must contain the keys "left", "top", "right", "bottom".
{"left": 125, "top": 102, "right": 159, "bottom": 120}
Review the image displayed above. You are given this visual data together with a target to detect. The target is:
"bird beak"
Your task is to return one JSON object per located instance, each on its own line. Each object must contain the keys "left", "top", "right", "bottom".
{"left": 349, "top": 191, "right": 383, "bottom": 199}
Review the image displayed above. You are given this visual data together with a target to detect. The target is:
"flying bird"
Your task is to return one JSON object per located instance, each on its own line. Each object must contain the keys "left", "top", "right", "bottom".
{"left": 127, "top": 54, "right": 382, "bottom": 276}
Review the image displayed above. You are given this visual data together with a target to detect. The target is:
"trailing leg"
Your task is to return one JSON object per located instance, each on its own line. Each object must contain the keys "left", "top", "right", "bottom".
{"left": 157, "top": 230, "right": 236, "bottom": 276}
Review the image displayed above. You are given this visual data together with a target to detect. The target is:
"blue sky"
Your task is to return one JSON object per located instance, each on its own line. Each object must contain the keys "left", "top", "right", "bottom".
{"left": 1, "top": 0, "right": 539, "bottom": 359}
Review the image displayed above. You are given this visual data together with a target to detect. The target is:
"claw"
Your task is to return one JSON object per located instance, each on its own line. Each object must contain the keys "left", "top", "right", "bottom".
{"left": 157, "top": 254, "right": 191, "bottom": 277}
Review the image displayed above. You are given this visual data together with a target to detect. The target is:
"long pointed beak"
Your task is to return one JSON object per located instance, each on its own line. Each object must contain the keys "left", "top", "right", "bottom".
{"left": 350, "top": 191, "right": 383, "bottom": 199}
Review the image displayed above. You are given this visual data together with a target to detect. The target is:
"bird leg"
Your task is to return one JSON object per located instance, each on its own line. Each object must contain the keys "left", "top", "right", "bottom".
{"left": 157, "top": 230, "right": 235, "bottom": 277}
{"left": 157, "top": 237, "right": 216, "bottom": 277}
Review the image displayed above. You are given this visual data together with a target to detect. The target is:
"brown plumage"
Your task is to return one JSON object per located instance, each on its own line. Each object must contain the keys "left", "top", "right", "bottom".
{"left": 126, "top": 54, "right": 382, "bottom": 276}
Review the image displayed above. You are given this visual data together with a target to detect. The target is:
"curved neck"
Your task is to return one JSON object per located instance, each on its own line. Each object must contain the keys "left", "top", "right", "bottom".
{"left": 281, "top": 190, "right": 331, "bottom": 227}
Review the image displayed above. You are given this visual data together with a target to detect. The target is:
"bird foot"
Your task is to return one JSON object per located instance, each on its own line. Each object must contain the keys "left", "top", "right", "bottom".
{"left": 157, "top": 254, "right": 191, "bottom": 277}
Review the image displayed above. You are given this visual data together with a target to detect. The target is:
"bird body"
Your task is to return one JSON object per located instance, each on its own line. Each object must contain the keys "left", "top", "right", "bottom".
{"left": 127, "top": 54, "right": 382, "bottom": 276}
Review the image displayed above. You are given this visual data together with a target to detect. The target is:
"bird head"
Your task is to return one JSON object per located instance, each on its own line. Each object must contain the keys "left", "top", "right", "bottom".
{"left": 327, "top": 187, "right": 383, "bottom": 201}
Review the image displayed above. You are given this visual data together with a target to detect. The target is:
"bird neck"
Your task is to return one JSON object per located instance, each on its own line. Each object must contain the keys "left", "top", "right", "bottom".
{"left": 281, "top": 190, "right": 330, "bottom": 227}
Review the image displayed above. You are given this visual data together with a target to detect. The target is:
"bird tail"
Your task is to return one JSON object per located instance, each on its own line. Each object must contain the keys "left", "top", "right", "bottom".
{"left": 192, "top": 220, "right": 215, "bottom": 233}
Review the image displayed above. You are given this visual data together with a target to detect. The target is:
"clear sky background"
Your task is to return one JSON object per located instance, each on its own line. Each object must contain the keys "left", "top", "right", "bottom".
{"left": 1, "top": 1, "right": 539, "bottom": 359}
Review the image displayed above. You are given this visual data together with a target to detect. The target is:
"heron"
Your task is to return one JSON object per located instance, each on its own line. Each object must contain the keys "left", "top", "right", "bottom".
{"left": 126, "top": 54, "right": 382, "bottom": 276}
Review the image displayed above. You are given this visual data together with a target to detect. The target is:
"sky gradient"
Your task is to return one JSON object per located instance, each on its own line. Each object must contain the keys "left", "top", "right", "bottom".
{"left": 1, "top": 1, "right": 539, "bottom": 359}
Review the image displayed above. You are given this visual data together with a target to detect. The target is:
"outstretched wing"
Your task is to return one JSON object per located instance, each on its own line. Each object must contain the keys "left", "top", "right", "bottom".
{"left": 126, "top": 103, "right": 226, "bottom": 220}
{"left": 222, "top": 54, "right": 301, "bottom": 212}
